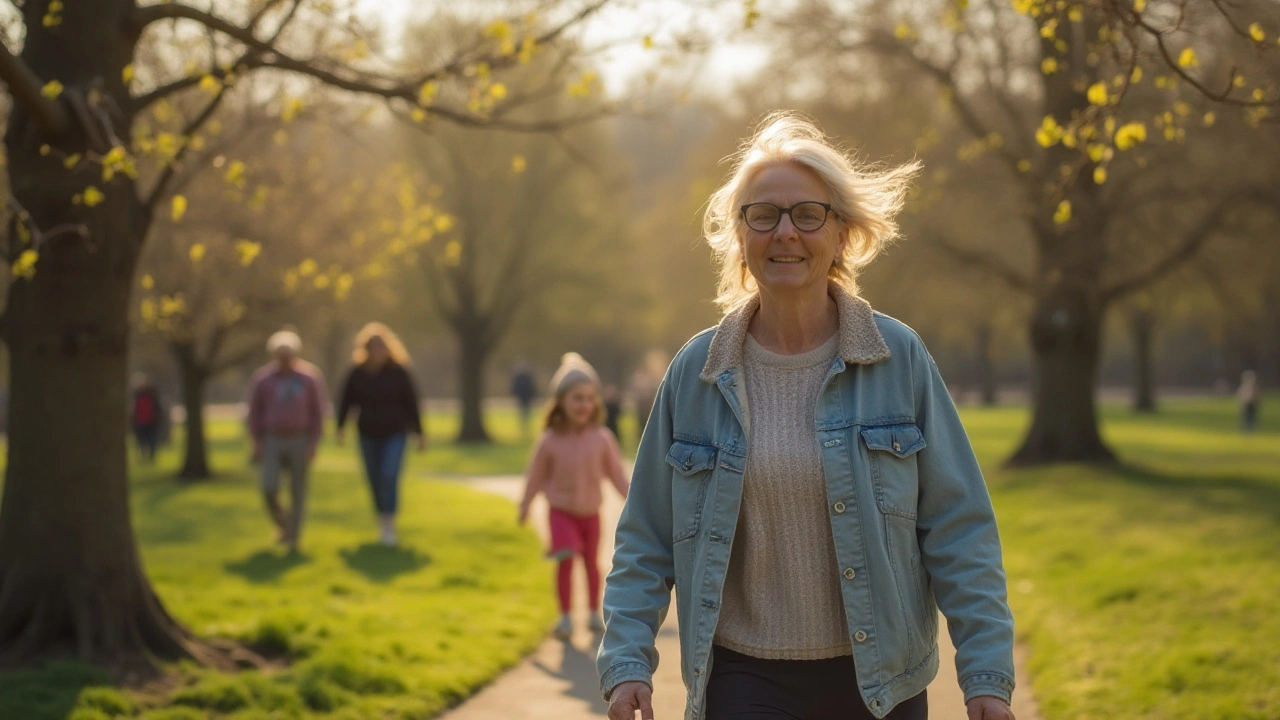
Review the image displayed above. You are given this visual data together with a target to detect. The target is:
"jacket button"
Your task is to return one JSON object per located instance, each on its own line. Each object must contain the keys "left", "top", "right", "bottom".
{"left": 870, "top": 699, "right": 881, "bottom": 709}
{"left": 843, "top": 568, "right": 856, "bottom": 580}
{"left": 854, "top": 630, "right": 868, "bottom": 642}
{"left": 892, "top": 441, "right": 901, "bottom": 452}
{"left": 833, "top": 501, "right": 846, "bottom": 514}
{"left": 684, "top": 460, "right": 692, "bottom": 470}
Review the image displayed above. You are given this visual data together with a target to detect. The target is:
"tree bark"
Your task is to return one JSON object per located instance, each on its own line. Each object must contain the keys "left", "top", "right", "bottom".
{"left": 456, "top": 325, "right": 493, "bottom": 444}
{"left": 1131, "top": 307, "right": 1157, "bottom": 413}
{"left": 1008, "top": 286, "right": 1116, "bottom": 466}
{"left": 0, "top": 0, "right": 215, "bottom": 672}
{"left": 172, "top": 346, "right": 212, "bottom": 480}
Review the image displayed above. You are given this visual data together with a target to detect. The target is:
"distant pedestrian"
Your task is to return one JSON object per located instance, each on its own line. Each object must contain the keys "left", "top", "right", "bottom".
{"left": 1239, "top": 370, "right": 1261, "bottom": 433}
{"left": 131, "top": 373, "right": 163, "bottom": 463}
{"left": 511, "top": 361, "right": 537, "bottom": 437}
{"left": 336, "top": 323, "right": 426, "bottom": 547}
{"left": 519, "top": 352, "right": 629, "bottom": 640}
{"left": 247, "top": 330, "right": 327, "bottom": 553}
{"left": 603, "top": 384, "right": 622, "bottom": 440}
{"left": 629, "top": 350, "right": 667, "bottom": 446}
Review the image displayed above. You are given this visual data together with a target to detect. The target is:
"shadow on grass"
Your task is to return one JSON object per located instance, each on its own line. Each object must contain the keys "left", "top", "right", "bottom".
{"left": 339, "top": 544, "right": 431, "bottom": 583}
{"left": 225, "top": 549, "right": 311, "bottom": 584}
{"left": 0, "top": 660, "right": 113, "bottom": 720}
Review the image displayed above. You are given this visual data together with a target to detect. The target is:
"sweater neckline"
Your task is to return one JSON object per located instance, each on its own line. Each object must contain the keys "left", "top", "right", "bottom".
{"left": 743, "top": 332, "right": 839, "bottom": 370}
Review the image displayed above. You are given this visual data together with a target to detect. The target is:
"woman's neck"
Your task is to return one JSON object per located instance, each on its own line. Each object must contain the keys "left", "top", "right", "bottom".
{"left": 749, "top": 285, "right": 839, "bottom": 355}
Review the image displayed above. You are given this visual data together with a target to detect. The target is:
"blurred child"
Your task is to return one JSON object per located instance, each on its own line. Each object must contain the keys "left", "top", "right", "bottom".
{"left": 1239, "top": 370, "right": 1261, "bottom": 433}
{"left": 519, "top": 353, "right": 630, "bottom": 640}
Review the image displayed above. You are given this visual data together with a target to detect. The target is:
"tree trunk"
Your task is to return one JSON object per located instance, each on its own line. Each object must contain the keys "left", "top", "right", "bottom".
{"left": 1008, "top": 287, "right": 1116, "bottom": 466}
{"left": 173, "top": 349, "right": 212, "bottom": 480}
{"left": 456, "top": 326, "right": 492, "bottom": 444}
{"left": 1131, "top": 307, "right": 1157, "bottom": 413}
{"left": 975, "top": 322, "right": 998, "bottom": 407}
{"left": 0, "top": 0, "right": 214, "bottom": 672}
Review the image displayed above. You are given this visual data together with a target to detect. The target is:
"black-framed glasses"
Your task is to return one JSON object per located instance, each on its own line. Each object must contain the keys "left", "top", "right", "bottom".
{"left": 740, "top": 202, "right": 834, "bottom": 232}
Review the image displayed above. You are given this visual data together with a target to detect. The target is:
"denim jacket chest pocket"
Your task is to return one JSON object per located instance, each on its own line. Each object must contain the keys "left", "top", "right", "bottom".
{"left": 665, "top": 440, "right": 717, "bottom": 543}
{"left": 859, "top": 423, "right": 927, "bottom": 519}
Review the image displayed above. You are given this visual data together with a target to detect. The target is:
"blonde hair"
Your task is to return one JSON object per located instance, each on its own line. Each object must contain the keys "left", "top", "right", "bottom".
{"left": 703, "top": 111, "right": 921, "bottom": 311}
{"left": 352, "top": 322, "right": 411, "bottom": 366}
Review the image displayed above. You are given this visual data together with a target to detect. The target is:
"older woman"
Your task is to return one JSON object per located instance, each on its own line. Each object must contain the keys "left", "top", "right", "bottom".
{"left": 598, "top": 114, "right": 1016, "bottom": 720}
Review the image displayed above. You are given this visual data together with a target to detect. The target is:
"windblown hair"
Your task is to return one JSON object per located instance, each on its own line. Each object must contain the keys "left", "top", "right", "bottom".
{"left": 703, "top": 111, "right": 921, "bottom": 311}
{"left": 352, "top": 322, "right": 411, "bottom": 366}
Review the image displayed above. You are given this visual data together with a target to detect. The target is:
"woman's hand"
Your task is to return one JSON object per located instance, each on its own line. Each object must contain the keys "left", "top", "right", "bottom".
{"left": 967, "top": 696, "right": 1014, "bottom": 720}
{"left": 607, "top": 681, "right": 654, "bottom": 720}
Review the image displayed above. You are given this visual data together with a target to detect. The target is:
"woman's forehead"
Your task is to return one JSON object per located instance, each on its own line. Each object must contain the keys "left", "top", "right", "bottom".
{"left": 745, "top": 162, "right": 830, "bottom": 203}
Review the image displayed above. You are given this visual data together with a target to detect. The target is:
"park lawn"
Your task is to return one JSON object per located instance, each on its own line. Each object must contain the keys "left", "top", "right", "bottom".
{"left": 971, "top": 396, "right": 1280, "bottom": 720}
{"left": 0, "top": 421, "right": 557, "bottom": 720}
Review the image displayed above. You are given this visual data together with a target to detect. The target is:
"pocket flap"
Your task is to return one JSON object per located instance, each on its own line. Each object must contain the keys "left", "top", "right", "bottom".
{"left": 665, "top": 441, "right": 717, "bottom": 476}
{"left": 860, "top": 424, "right": 926, "bottom": 458}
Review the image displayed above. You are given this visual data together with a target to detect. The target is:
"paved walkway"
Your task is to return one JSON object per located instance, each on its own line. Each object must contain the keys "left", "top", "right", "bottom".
{"left": 445, "top": 476, "right": 1041, "bottom": 720}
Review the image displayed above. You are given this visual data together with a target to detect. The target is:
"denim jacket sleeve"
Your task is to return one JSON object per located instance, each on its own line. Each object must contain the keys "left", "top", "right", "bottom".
{"left": 596, "top": 378, "right": 677, "bottom": 700}
{"left": 910, "top": 337, "right": 1016, "bottom": 704}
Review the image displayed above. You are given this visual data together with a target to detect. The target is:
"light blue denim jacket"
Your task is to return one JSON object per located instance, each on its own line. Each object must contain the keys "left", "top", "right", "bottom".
{"left": 597, "top": 286, "right": 1015, "bottom": 719}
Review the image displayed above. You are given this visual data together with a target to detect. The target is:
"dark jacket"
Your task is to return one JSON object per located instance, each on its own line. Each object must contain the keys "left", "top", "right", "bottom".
{"left": 337, "top": 363, "right": 423, "bottom": 439}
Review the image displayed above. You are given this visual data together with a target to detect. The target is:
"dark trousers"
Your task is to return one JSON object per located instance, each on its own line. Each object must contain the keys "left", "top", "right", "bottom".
{"left": 706, "top": 646, "right": 928, "bottom": 720}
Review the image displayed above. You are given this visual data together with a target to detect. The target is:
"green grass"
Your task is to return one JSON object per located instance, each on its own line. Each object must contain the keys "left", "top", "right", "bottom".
{"left": 0, "top": 421, "right": 556, "bottom": 720}
{"left": 970, "top": 395, "right": 1280, "bottom": 720}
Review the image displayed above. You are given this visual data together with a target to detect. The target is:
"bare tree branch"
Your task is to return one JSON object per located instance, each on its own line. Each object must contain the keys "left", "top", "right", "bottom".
{"left": 931, "top": 231, "right": 1035, "bottom": 294}
{"left": 0, "top": 39, "right": 69, "bottom": 134}
{"left": 141, "top": 86, "right": 232, "bottom": 220}
{"left": 1103, "top": 190, "right": 1263, "bottom": 303}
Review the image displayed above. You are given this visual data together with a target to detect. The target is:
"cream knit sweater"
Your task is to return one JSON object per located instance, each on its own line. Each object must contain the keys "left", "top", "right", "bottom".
{"left": 713, "top": 332, "right": 852, "bottom": 660}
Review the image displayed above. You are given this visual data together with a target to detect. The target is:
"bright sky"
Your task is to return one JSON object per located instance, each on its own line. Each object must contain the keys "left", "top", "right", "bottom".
{"left": 351, "top": 0, "right": 771, "bottom": 96}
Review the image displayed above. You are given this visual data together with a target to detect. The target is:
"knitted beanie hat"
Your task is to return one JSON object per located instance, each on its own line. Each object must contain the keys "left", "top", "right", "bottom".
{"left": 549, "top": 352, "right": 600, "bottom": 398}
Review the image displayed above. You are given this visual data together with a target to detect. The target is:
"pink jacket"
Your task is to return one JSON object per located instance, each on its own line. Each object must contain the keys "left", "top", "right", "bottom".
{"left": 520, "top": 426, "right": 629, "bottom": 517}
{"left": 247, "top": 361, "right": 327, "bottom": 448}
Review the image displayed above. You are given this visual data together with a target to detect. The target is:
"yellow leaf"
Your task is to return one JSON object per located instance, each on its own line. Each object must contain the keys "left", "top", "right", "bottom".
{"left": 235, "top": 240, "right": 261, "bottom": 266}
{"left": 63, "top": 153, "right": 81, "bottom": 169}
{"left": 282, "top": 97, "right": 303, "bottom": 123}
{"left": 511, "top": 155, "right": 527, "bottom": 174}
{"left": 1163, "top": 125, "right": 1176, "bottom": 141}
{"left": 83, "top": 186, "right": 105, "bottom": 207}
{"left": 1087, "top": 144, "right": 1107, "bottom": 162}
{"left": 41, "top": 80, "right": 63, "bottom": 99}
{"left": 411, "top": 108, "right": 427, "bottom": 123}
{"left": 1203, "top": 111, "right": 1216, "bottom": 127}
{"left": 1068, "top": 7, "right": 1083, "bottom": 22}
{"left": 1253, "top": 88, "right": 1266, "bottom": 101}
{"left": 171, "top": 195, "right": 187, "bottom": 222}
{"left": 299, "top": 258, "right": 318, "bottom": 277}
{"left": 1134, "top": 0, "right": 1146, "bottom": 11}
{"left": 489, "top": 82, "right": 508, "bottom": 100}
{"left": 1087, "top": 82, "right": 1109, "bottom": 105}
{"left": 199, "top": 75, "right": 222, "bottom": 94}
{"left": 643, "top": 35, "right": 655, "bottom": 49}
{"left": 1131, "top": 66, "right": 1143, "bottom": 83}
{"left": 141, "top": 274, "right": 155, "bottom": 290}
{"left": 1114, "top": 122, "right": 1147, "bottom": 150}
{"left": 1041, "top": 57, "right": 1059, "bottom": 75}
{"left": 224, "top": 160, "right": 245, "bottom": 187}
{"left": 40, "top": 144, "right": 51, "bottom": 156}
{"left": 1178, "top": 48, "right": 1198, "bottom": 68}
{"left": 894, "top": 22, "right": 915, "bottom": 40}
{"left": 418, "top": 81, "right": 438, "bottom": 106}
{"left": 434, "top": 215, "right": 456, "bottom": 233}
{"left": 444, "top": 240, "right": 463, "bottom": 265}
{"left": 1053, "top": 199, "right": 1072, "bottom": 224}
{"left": 313, "top": 275, "right": 331, "bottom": 289}
{"left": 1093, "top": 167, "right": 1107, "bottom": 184}
{"left": 485, "top": 19, "right": 512, "bottom": 40}
{"left": 12, "top": 250, "right": 38, "bottom": 279}
{"left": 189, "top": 243, "right": 206, "bottom": 263}
{"left": 1233, "top": 74, "right": 1246, "bottom": 88}
{"left": 334, "top": 273, "right": 354, "bottom": 301}
{"left": 1250, "top": 23, "right": 1266, "bottom": 42}
{"left": 1040, "top": 18, "right": 1057, "bottom": 39}
{"left": 123, "top": 65, "right": 136, "bottom": 84}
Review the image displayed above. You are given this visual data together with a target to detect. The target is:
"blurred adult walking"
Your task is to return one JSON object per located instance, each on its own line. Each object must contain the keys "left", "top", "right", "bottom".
{"left": 1239, "top": 370, "right": 1261, "bottom": 432}
{"left": 512, "top": 361, "right": 538, "bottom": 438}
{"left": 600, "top": 113, "right": 1016, "bottom": 720}
{"left": 336, "top": 323, "right": 426, "bottom": 546}
{"left": 247, "top": 330, "right": 327, "bottom": 554}
{"left": 131, "top": 373, "right": 163, "bottom": 463}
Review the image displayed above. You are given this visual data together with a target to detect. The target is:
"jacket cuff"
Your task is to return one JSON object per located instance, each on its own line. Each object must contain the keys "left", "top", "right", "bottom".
{"left": 960, "top": 672, "right": 1014, "bottom": 705}
{"left": 600, "top": 662, "right": 653, "bottom": 700}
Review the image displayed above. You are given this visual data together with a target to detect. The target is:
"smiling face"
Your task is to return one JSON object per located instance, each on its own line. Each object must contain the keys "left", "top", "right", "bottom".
{"left": 562, "top": 382, "right": 600, "bottom": 427}
{"left": 740, "top": 162, "right": 846, "bottom": 298}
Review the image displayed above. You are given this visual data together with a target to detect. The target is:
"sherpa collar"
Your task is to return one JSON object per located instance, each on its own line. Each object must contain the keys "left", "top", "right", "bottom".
{"left": 700, "top": 283, "right": 891, "bottom": 383}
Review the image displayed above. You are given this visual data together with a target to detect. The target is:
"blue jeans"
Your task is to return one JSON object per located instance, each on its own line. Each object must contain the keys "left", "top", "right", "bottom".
{"left": 359, "top": 433, "right": 407, "bottom": 515}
